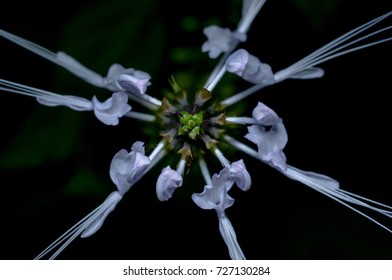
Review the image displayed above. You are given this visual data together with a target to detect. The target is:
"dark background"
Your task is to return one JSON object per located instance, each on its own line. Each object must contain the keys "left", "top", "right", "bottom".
{"left": 0, "top": 0, "right": 391, "bottom": 260}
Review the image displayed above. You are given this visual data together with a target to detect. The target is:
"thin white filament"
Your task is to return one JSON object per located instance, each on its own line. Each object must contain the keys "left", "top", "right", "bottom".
{"left": 237, "top": 0, "right": 267, "bottom": 34}
{"left": 221, "top": 11, "right": 392, "bottom": 107}
{"left": 35, "top": 144, "right": 166, "bottom": 259}
{"left": 0, "top": 79, "right": 91, "bottom": 109}
{"left": 0, "top": 29, "right": 103, "bottom": 83}
{"left": 34, "top": 203, "right": 106, "bottom": 260}
{"left": 275, "top": 12, "right": 392, "bottom": 81}
{"left": 224, "top": 135, "right": 392, "bottom": 233}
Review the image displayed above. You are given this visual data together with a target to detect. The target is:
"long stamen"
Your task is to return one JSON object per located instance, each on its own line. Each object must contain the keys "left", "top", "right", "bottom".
{"left": 225, "top": 135, "right": 392, "bottom": 233}
{"left": 36, "top": 140, "right": 166, "bottom": 259}
{"left": 34, "top": 195, "right": 116, "bottom": 260}
{"left": 0, "top": 79, "right": 91, "bottom": 109}
{"left": 221, "top": 11, "right": 392, "bottom": 107}
{"left": 284, "top": 166, "right": 392, "bottom": 233}
{"left": 0, "top": 29, "right": 99, "bottom": 78}
{"left": 275, "top": 12, "right": 392, "bottom": 82}
{"left": 237, "top": 0, "right": 267, "bottom": 33}
{"left": 275, "top": 27, "right": 392, "bottom": 82}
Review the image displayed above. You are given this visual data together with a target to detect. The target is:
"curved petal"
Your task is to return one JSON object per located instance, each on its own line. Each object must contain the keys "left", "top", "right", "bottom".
{"left": 245, "top": 120, "right": 288, "bottom": 171}
{"left": 226, "top": 49, "right": 275, "bottom": 85}
{"left": 202, "top": 25, "right": 246, "bottom": 59}
{"left": 117, "top": 71, "right": 151, "bottom": 95}
{"left": 230, "top": 159, "right": 251, "bottom": 191}
{"left": 252, "top": 102, "right": 280, "bottom": 126}
{"left": 192, "top": 168, "right": 234, "bottom": 215}
{"left": 156, "top": 166, "right": 183, "bottom": 201}
{"left": 92, "top": 92, "right": 132, "bottom": 125}
{"left": 109, "top": 142, "right": 151, "bottom": 195}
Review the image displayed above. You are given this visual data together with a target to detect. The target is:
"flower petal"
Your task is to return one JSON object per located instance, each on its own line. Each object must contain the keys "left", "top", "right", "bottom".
{"left": 202, "top": 25, "right": 246, "bottom": 59}
{"left": 117, "top": 71, "right": 151, "bottom": 95}
{"left": 252, "top": 102, "right": 280, "bottom": 126}
{"left": 230, "top": 159, "right": 251, "bottom": 191}
{"left": 192, "top": 168, "right": 234, "bottom": 215}
{"left": 226, "top": 49, "right": 275, "bottom": 85}
{"left": 245, "top": 120, "right": 288, "bottom": 171}
{"left": 156, "top": 166, "right": 183, "bottom": 201}
{"left": 109, "top": 141, "right": 151, "bottom": 195}
{"left": 92, "top": 92, "right": 132, "bottom": 125}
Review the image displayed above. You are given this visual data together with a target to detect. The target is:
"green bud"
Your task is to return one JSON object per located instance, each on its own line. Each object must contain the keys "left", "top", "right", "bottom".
{"left": 178, "top": 110, "right": 204, "bottom": 140}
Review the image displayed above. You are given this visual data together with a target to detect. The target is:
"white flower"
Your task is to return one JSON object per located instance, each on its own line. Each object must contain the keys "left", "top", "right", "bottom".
{"left": 244, "top": 103, "right": 288, "bottom": 171}
{"left": 1, "top": 1, "right": 392, "bottom": 261}
{"left": 192, "top": 168, "right": 245, "bottom": 260}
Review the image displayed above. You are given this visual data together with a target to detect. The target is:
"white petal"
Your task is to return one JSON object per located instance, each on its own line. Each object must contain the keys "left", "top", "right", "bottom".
{"left": 92, "top": 92, "right": 132, "bottom": 125}
{"left": 225, "top": 49, "right": 249, "bottom": 76}
{"left": 245, "top": 121, "right": 288, "bottom": 171}
{"left": 252, "top": 102, "right": 280, "bottom": 126}
{"left": 226, "top": 49, "right": 275, "bottom": 85}
{"left": 230, "top": 160, "right": 251, "bottom": 191}
{"left": 202, "top": 25, "right": 246, "bottom": 59}
{"left": 156, "top": 166, "right": 183, "bottom": 201}
{"left": 192, "top": 168, "right": 234, "bottom": 214}
{"left": 109, "top": 143, "right": 151, "bottom": 194}
{"left": 117, "top": 71, "right": 151, "bottom": 95}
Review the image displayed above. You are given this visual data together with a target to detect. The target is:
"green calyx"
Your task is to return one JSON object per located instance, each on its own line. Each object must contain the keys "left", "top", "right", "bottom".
{"left": 178, "top": 111, "right": 204, "bottom": 140}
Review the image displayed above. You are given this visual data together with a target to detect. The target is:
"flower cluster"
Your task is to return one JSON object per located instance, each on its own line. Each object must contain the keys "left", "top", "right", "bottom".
{"left": 0, "top": 1, "right": 391, "bottom": 259}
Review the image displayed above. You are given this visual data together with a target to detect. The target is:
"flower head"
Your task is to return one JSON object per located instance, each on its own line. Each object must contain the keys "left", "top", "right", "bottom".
{"left": 192, "top": 167, "right": 245, "bottom": 260}
{"left": 1, "top": 1, "right": 392, "bottom": 261}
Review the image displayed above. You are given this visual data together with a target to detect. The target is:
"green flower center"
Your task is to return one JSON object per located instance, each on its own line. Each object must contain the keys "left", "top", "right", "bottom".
{"left": 178, "top": 111, "right": 204, "bottom": 140}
